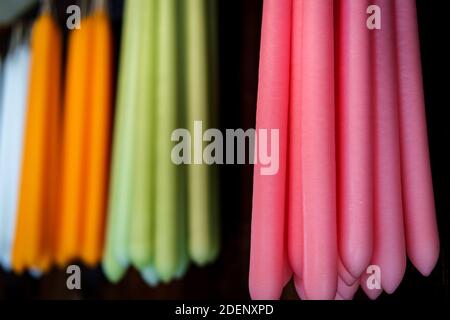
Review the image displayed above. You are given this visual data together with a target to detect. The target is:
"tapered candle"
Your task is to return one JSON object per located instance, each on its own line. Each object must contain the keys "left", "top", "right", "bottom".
{"left": 102, "top": 0, "right": 139, "bottom": 281}
{"left": 154, "top": 0, "right": 180, "bottom": 282}
{"left": 294, "top": 276, "right": 307, "bottom": 300}
{"left": 12, "top": 13, "right": 62, "bottom": 272}
{"left": 394, "top": 0, "right": 439, "bottom": 276}
{"left": 249, "top": 0, "right": 291, "bottom": 300}
{"left": 338, "top": 257, "right": 357, "bottom": 286}
{"left": 44, "top": 19, "right": 63, "bottom": 272}
{"left": 57, "top": 17, "right": 93, "bottom": 266}
{"left": 360, "top": 269, "right": 383, "bottom": 300}
{"left": 301, "top": 0, "right": 337, "bottom": 300}
{"left": 185, "top": 0, "right": 214, "bottom": 265}
{"left": 0, "top": 44, "right": 30, "bottom": 269}
{"left": 174, "top": 169, "right": 189, "bottom": 279}
{"left": 141, "top": 266, "right": 160, "bottom": 287}
{"left": 288, "top": 0, "right": 304, "bottom": 279}
{"left": 371, "top": 0, "right": 406, "bottom": 294}
{"left": 81, "top": 7, "right": 113, "bottom": 267}
{"left": 336, "top": 277, "right": 359, "bottom": 300}
{"left": 129, "top": 0, "right": 157, "bottom": 270}
{"left": 106, "top": 0, "right": 141, "bottom": 268}
{"left": 337, "top": 0, "right": 373, "bottom": 279}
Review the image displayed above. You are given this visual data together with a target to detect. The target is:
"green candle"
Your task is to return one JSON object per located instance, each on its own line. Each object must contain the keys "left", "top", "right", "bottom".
{"left": 154, "top": 0, "right": 180, "bottom": 282}
{"left": 129, "top": 0, "right": 158, "bottom": 270}
{"left": 185, "top": 0, "right": 216, "bottom": 265}
{"left": 102, "top": 0, "right": 140, "bottom": 280}
{"left": 175, "top": 161, "right": 189, "bottom": 279}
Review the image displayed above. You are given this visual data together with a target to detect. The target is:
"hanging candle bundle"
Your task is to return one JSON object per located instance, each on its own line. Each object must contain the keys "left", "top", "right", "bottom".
{"left": 102, "top": 0, "right": 220, "bottom": 285}
{"left": 11, "top": 8, "right": 62, "bottom": 274}
{"left": 250, "top": 0, "right": 439, "bottom": 300}
{"left": 0, "top": 28, "right": 31, "bottom": 270}
{"left": 57, "top": 0, "right": 113, "bottom": 268}
{"left": 57, "top": 8, "right": 94, "bottom": 267}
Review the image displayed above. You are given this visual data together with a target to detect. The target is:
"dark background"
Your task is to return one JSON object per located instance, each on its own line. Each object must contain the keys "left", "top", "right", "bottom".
{"left": 0, "top": 0, "right": 448, "bottom": 300}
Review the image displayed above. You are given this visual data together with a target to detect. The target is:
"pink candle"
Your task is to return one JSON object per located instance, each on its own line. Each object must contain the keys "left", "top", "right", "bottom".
{"left": 294, "top": 276, "right": 307, "bottom": 300}
{"left": 394, "top": 0, "right": 439, "bottom": 276}
{"left": 360, "top": 269, "right": 383, "bottom": 300}
{"left": 283, "top": 257, "right": 293, "bottom": 287}
{"left": 371, "top": 0, "right": 406, "bottom": 294}
{"left": 288, "top": 0, "right": 304, "bottom": 280}
{"left": 336, "top": 0, "right": 373, "bottom": 279}
{"left": 337, "top": 277, "right": 359, "bottom": 300}
{"left": 249, "top": 0, "right": 292, "bottom": 300}
{"left": 301, "top": 0, "right": 337, "bottom": 300}
{"left": 338, "top": 257, "right": 357, "bottom": 286}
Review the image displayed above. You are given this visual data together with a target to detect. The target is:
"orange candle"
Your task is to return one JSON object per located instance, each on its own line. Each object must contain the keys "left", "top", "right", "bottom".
{"left": 81, "top": 8, "right": 113, "bottom": 267}
{"left": 12, "top": 13, "right": 62, "bottom": 273}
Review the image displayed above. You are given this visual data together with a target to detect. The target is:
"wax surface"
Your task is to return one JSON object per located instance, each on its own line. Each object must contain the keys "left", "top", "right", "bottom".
{"left": 185, "top": 0, "right": 214, "bottom": 265}
{"left": 337, "top": 0, "right": 373, "bottom": 279}
{"left": 12, "top": 14, "right": 61, "bottom": 272}
{"left": 337, "top": 277, "right": 359, "bottom": 300}
{"left": 338, "top": 257, "right": 357, "bottom": 286}
{"left": 371, "top": 0, "right": 406, "bottom": 294}
{"left": 82, "top": 9, "right": 113, "bottom": 266}
{"left": 288, "top": 0, "right": 304, "bottom": 279}
{"left": 294, "top": 276, "right": 307, "bottom": 300}
{"left": 394, "top": 0, "right": 439, "bottom": 276}
{"left": 0, "top": 44, "right": 30, "bottom": 269}
{"left": 102, "top": 0, "right": 138, "bottom": 281}
{"left": 360, "top": 269, "right": 383, "bottom": 300}
{"left": 249, "top": 0, "right": 291, "bottom": 300}
{"left": 57, "top": 17, "right": 92, "bottom": 265}
{"left": 154, "top": 0, "right": 180, "bottom": 282}
{"left": 129, "top": 0, "right": 157, "bottom": 270}
{"left": 301, "top": 0, "right": 337, "bottom": 300}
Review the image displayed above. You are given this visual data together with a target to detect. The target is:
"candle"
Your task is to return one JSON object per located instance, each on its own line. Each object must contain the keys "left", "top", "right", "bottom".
{"left": 336, "top": 0, "right": 373, "bottom": 279}
{"left": 288, "top": 0, "right": 304, "bottom": 279}
{"left": 336, "top": 277, "right": 359, "bottom": 300}
{"left": 185, "top": 0, "right": 214, "bottom": 265}
{"left": 129, "top": 0, "right": 157, "bottom": 270}
{"left": 394, "top": 0, "right": 439, "bottom": 276}
{"left": 249, "top": 0, "right": 291, "bottom": 300}
{"left": 44, "top": 20, "right": 62, "bottom": 272}
{"left": 371, "top": 0, "right": 406, "bottom": 294}
{"left": 301, "top": 0, "right": 337, "bottom": 300}
{"left": 175, "top": 170, "right": 189, "bottom": 279}
{"left": 102, "top": 0, "right": 139, "bottom": 281}
{"left": 0, "top": 43, "right": 30, "bottom": 269}
{"left": 294, "top": 276, "right": 307, "bottom": 300}
{"left": 57, "top": 17, "right": 92, "bottom": 266}
{"left": 154, "top": 0, "right": 180, "bottom": 282}
{"left": 12, "top": 13, "right": 61, "bottom": 272}
{"left": 81, "top": 7, "right": 113, "bottom": 267}
{"left": 338, "top": 258, "right": 357, "bottom": 286}
{"left": 360, "top": 269, "right": 383, "bottom": 300}
{"left": 141, "top": 266, "right": 160, "bottom": 287}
